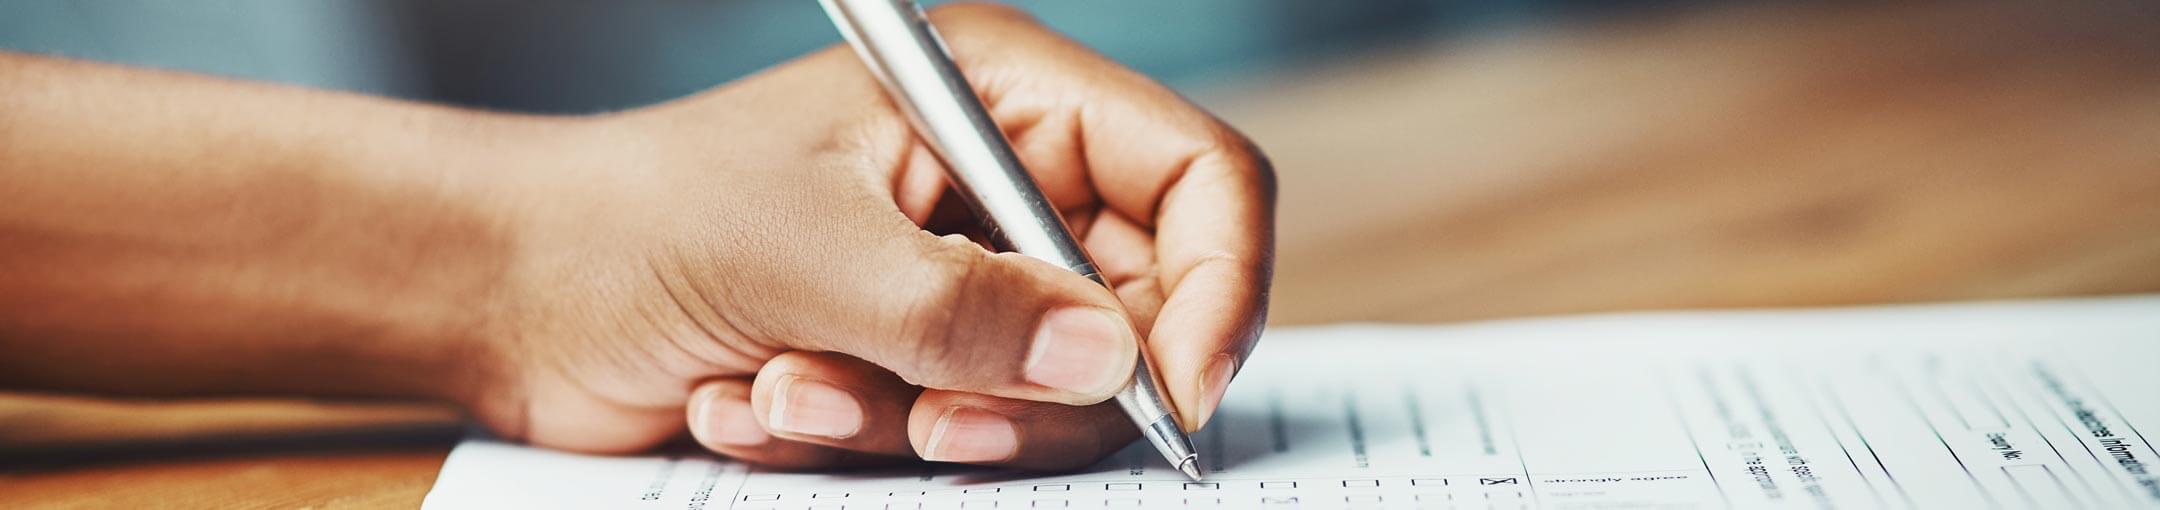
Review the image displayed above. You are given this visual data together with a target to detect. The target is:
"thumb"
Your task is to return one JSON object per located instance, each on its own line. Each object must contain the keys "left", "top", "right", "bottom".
{"left": 778, "top": 230, "right": 1138, "bottom": 406}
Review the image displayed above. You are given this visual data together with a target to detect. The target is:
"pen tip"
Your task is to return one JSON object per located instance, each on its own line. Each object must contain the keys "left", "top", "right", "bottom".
{"left": 1177, "top": 455, "right": 1202, "bottom": 481}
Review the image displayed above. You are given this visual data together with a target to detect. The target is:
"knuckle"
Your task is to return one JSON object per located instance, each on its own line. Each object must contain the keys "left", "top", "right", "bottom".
{"left": 1245, "top": 145, "right": 1279, "bottom": 204}
{"left": 1220, "top": 131, "right": 1278, "bottom": 203}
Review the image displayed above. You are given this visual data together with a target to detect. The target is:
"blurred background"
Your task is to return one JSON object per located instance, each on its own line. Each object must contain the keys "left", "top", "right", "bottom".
{"left": 0, "top": 0, "right": 1687, "bottom": 113}
{"left": 8, "top": 0, "right": 2155, "bottom": 327}
{"left": 6, "top": 1, "right": 2160, "bottom": 506}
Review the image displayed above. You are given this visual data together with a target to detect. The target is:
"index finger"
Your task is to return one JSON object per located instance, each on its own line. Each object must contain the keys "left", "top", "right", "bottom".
{"left": 1118, "top": 136, "right": 1276, "bottom": 433}
{"left": 1052, "top": 48, "right": 1277, "bottom": 433}
{"left": 932, "top": 4, "right": 1278, "bottom": 431}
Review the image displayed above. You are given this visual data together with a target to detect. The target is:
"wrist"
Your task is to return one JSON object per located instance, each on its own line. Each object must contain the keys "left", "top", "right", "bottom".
{"left": 429, "top": 112, "right": 659, "bottom": 439}
{"left": 341, "top": 110, "right": 595, "bottom": 417}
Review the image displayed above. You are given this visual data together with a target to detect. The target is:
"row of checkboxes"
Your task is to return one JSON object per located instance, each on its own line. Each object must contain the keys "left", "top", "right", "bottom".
{"left": 742, "top": 493, "right": 1529, "bottom": 509}
{"left": 745, "top": 477, "right": 1520, "bottom": 501}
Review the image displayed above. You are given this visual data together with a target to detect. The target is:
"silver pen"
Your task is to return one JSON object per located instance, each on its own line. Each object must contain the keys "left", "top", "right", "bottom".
{"left": 818, "top": 0, "right": 1203, "bottom": 481}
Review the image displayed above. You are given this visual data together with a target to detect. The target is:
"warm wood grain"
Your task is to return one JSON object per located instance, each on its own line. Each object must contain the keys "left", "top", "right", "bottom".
{"left": 7, "top": 1, "right": 2157, "bottom": 507}
{"left": 0, "top": 394, "right": 462, "bottom": 509}
{"left": 1219, "top": 0, "right": 2160, "bottom": 324}
{"left": 3, "top": 446, "right": 450, "bottom": 510}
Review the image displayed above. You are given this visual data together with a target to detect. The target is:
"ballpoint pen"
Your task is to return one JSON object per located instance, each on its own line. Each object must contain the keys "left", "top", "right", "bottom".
{"left": 817, "top": 0, "right": 1204, "bottom": 481}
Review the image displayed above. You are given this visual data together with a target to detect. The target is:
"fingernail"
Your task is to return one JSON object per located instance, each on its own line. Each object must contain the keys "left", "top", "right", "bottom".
{"left": 924, "top": 407, "right": 1020, "bottom": 463}
{"left": 768, "top": 376, "right": 863, "bottom": 439}
{"left": 694, "top": 390, "right": 770, "bottom": 446}
{"left": 1196, "top": 354, "right": 1238, "bottom": 430}
{"left": 1025, "top": 307, "right": 1134, "bottom": 396}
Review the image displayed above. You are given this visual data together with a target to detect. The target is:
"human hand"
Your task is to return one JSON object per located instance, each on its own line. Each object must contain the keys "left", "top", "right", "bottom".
{"left": 469, "top": 3, "right": 1273, "bottom": 470}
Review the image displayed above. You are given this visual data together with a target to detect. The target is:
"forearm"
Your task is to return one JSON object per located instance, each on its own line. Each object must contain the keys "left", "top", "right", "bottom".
{"left": 0, "top": 51, "right": 548, "bottom": 404}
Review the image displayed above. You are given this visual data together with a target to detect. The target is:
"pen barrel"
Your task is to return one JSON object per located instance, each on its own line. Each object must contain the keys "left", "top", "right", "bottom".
{"left": 820, "top": 0, "right": 1100, "bottom": 280}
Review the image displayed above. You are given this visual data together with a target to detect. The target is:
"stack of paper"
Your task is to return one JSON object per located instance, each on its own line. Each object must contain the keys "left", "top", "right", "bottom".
{"left": 425, "top": 296, "right": 2160, "bottom": 509}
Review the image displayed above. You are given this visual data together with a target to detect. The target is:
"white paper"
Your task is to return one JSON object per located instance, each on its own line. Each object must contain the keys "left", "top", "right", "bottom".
{"left": 424, "top": 296, "right": 2160, "bottom": 509}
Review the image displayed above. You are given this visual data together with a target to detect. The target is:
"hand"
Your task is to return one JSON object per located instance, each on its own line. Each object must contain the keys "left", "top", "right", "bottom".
{"left": 471, "top": 3, "right": 1274, "bottom": 470}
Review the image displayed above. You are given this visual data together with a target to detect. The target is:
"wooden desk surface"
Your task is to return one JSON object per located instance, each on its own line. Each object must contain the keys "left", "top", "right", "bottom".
{"left": 7, "top": 1, "right": 2158, "bottom": 507}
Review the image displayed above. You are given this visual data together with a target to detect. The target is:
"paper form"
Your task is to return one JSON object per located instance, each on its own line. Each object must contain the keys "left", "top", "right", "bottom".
{"left": 423, "top": 296, "right": 2160, "bottom": 509}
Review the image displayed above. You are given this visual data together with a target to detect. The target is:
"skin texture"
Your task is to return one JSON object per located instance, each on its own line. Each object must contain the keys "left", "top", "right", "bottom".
{"left": 0, "top": 3, "right": 1275, "bottom": 471}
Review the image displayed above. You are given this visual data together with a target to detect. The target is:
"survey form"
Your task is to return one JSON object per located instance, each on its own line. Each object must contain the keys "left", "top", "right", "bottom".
{"left": 423, "top": 296, "right": 2160, "bottom": 509}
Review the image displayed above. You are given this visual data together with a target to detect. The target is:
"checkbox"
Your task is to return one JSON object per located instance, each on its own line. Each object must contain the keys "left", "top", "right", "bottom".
{"left": 1106, "top": 483, "right": 1142, "bottom": 491}
{"left": 959, "top": 500, "right": 994, "bottom": 508}
{"left": 888, "top": 491, "right": 925, "bottom": 497}
{"left": 1184, "top": 497, "right": 1221, "bottom": 506}
{"left": 1031, "top": 499, "right": 1068, "bottom": 508}
{"left": 808, "top": 504, "right": 842, "bottom": 510}
{"left": 1033, "top": 484, "right": 1069, "bottom": 492}
{"left": 885, "top": 503, "right": 922, "bottom": 510}
{"left": 964, "top": 487, "right": 1001, "bottom": 494}
{"left": 1262, "top": 496, "right": 1300, "bottom": 504}
{"left": 1184, "top": 482, "right": 1219, "bottom": 490}
{"left": 1260, "top": 481, "right": 1297, "bottom": 489}
{"left": 743, "top": 494, "right": 780, "bottom": 501}
{"left": 813, "top": 492, "right": 849, "bottom": 498}
{"left": 1343, "top": 479, "right": 1379, "bottom": 488}
{"left": 1106, "top": 498, "right": 1141, "bottom": 507}
{"left": 1416, "top": 493, "right": 1452, "bottom": 502}
{"left": 1411, "top": 478, "right": 1446, "bottom": 487}
{"left": 1346, "top": 495, "right": 1382, "bottom": 502}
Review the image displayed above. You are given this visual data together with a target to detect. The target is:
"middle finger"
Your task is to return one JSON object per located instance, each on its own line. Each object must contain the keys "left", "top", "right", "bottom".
{"left": 909, "top": 389, "right": 1136, "bottom": 471}
{"left": 750, "top": 351, "right": 923, "bottom": 456}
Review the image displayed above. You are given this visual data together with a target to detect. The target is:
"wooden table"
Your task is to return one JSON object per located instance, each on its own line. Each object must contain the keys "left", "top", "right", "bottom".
{"left": 7, "top": 1, "right": 2158, "bottom": 507}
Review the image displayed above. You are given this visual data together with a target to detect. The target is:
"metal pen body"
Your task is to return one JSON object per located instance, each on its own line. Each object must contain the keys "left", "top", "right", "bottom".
{"left": 819, "top": 0, "right": 1199, "bottom": 479}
